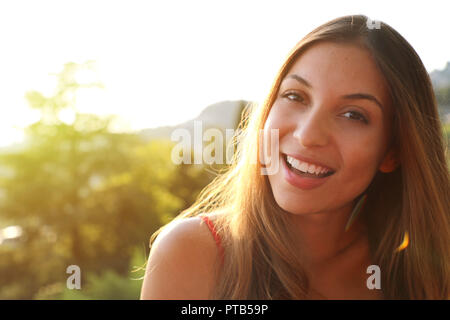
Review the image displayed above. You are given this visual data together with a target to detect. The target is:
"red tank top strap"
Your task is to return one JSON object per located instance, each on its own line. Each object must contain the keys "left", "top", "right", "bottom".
{"left": 200, "top": 215, "right": 225, "bottom": 266}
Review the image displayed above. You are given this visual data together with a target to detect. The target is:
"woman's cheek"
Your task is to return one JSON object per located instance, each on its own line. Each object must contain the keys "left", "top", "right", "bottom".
{"left": 265, "top": 103, "right": 292, "bottom": 131}
{"left": 342, "top": 146, "right": 381, "bottom": 178}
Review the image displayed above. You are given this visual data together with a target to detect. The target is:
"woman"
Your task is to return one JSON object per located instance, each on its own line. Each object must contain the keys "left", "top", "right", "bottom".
{"left": 140, "top": 15, "right": 450, "bottom": 299}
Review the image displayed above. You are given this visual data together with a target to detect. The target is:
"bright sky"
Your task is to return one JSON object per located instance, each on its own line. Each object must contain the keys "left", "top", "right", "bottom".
{"left": 0, "top": 0, "right": 449, "bottom": 147}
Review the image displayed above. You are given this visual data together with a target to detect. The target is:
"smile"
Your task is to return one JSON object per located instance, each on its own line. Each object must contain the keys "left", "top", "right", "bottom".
{"left": 285, "top": 155, "right": 334, "bottom": 177}
{"left": 281, "top": 153, "right": 335, "bottom": 190}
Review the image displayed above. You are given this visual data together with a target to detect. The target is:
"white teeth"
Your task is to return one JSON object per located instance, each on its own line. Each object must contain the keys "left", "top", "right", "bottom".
{"left": 312, "top": 165, "right": 324, "bottom": 175}
{"left": 286, "top": 155, "right": 330, "bottom": 175}
{"left": 298, "top": 162, "right": 308, "bottom": 172}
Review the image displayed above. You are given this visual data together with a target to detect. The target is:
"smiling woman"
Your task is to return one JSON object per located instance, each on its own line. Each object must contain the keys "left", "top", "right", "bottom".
{"left": 141, "top": 15, "right": 450, "bottom": 300}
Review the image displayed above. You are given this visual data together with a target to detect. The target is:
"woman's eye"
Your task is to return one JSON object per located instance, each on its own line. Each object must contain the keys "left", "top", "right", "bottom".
{"left": 282, "top": 92, "right": 305, "bottom": 103}
{"left": 343, "top": 111, "right": 368, "bottom": 124}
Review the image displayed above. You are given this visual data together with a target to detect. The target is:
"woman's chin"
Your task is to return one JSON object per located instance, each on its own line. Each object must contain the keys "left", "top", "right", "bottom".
{"left": 275, "top": 199, "right": 322, "bottom": 216}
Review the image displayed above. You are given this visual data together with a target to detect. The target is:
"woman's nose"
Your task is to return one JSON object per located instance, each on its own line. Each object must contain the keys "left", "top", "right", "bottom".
{"left": 292, "top": 108, "right": 329, "bottom": 147}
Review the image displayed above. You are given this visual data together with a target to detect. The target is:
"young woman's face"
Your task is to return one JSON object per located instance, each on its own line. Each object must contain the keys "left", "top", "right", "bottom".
{"left": 264, "top": 41, "right": 394, "bottom": 215}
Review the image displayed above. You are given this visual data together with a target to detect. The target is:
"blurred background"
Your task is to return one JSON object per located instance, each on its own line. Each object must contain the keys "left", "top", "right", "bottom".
{"left": 0, "top": 0, "right": 449, "bottom": 299}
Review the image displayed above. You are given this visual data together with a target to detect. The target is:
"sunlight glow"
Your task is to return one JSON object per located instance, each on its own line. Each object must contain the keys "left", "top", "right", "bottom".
{"left": 0, "top": 0, "right": 448, "bottom": 147}
{"left": 395, "top": 232, "right": 410, "bottom": 253}
{"left": 1, "top": 226, "right": 23, "bottom": 240}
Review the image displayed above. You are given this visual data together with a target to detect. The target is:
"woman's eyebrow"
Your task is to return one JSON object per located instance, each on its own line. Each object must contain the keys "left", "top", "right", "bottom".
{"left": 284, "top": 73, "right": 384, "bottom": 111}
{"left": 285, "top": 74, "right": 312, "bottom": 88}
{"left": 341, "top": 93, "right": 384, "bottom": 112}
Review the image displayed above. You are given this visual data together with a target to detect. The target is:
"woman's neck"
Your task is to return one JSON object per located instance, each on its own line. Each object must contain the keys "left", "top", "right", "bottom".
{"left": 288, "top": 203, "right": 367, "bottom": 268}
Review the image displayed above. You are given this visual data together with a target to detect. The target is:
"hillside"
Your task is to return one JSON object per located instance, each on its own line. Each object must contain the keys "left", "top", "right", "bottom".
{"left": 430, "top": 62, "right": 450, "bottom": 89}
{"left": 140, "top": 100, "right": 251, "bottom": 141}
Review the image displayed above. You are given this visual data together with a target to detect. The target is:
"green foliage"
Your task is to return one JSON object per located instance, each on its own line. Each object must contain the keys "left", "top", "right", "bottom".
{"left": 65, "top": 247, "right": 145, "bottom": 300}
{"left": 61, "top": 270, "right": 142, "bottom": 300}
{"left": 443, "top": 123, "right": 450, "bottom": 168}
{"left": 435, "top": 86, "right": 450, "bottom": 106}
{"left": 0, "top": 62, "right": 216, "bottom": 299}
{"left": 33, "top": 246, "right": 146, "bottom": 300}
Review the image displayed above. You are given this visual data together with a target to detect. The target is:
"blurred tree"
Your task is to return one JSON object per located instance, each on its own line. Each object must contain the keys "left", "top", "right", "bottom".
{"left": 0, "top": 61, "right": 216, "bottom": 299}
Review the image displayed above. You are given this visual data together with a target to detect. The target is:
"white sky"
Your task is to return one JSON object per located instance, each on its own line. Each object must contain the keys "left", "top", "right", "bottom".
{"left": 0, "top": 0, "right": 449, "bottom": 147}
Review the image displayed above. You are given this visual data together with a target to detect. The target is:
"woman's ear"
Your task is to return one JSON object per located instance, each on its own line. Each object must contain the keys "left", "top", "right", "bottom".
{"left": 379, "top": 148, "right": 400, "bottom": 173}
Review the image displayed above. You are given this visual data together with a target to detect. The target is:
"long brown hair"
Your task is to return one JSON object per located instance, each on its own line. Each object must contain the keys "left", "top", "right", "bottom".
{"left": 150, "top": 15, "right": 450, "bottom": 299}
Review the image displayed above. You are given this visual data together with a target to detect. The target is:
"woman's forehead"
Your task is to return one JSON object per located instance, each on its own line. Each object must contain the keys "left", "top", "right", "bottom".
{"left": 283, "top": 42, "right": 391, "bottom": 107}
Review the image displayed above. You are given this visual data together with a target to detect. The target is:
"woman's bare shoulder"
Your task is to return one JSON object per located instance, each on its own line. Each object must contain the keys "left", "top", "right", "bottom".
{"left": 140, "top": 216, "right": 222, "bottom": 300}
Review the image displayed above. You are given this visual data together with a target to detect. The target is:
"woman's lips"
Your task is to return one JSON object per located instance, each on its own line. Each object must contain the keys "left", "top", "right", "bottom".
{"left": 281, "top": 153, "right": 334, "bottom": 190}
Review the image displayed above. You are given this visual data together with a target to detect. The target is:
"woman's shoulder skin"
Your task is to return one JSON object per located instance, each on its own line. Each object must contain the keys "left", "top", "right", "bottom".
{"left": 140, "top": 216, "right": 222, "bottom": 300}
